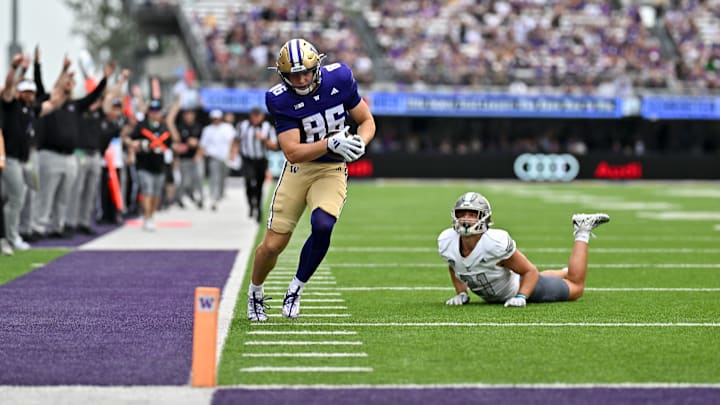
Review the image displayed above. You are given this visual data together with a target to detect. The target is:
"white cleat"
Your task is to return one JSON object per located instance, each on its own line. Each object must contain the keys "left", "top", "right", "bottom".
{"left": 0, "top": 239, "right": 14, "bottom": 256}
{"left": 247, "top": 292, "right": 270, "bottom": 322}
{"left": 282, "top": 286, "right": 302, "bottom": 319}
{"left": 572, "top": 213, "right": 610, "bottom": 238}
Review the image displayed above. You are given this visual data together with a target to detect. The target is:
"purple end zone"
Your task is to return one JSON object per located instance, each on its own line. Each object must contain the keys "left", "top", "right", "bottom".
{"left": 212, "top": 387, "right": 720, "bottom": 405}
{"left": 0, "top": 250, "right": 236, "bottom": 385}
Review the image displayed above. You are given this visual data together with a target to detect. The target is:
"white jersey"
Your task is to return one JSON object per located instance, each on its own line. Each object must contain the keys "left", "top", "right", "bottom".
{"left": 437, "top": 228, "right": 519, "bottom": 303}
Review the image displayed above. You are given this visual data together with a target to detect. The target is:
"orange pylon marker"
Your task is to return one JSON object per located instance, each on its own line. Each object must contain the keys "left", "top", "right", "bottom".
{"left": 191, "top": 287, "right": 220, "bottom": 387}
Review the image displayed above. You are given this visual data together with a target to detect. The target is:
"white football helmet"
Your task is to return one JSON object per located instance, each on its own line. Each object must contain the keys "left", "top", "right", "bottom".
{"left": 452, "top": 192, "right": 492, "bottom": 236}
{"left": 272, "top": 38, "right": 326, "bottom": 95}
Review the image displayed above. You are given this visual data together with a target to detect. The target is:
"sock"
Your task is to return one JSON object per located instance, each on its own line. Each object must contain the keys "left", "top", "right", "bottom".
{"left": 248, "top": 283, "right": 264, "bottom": 297}
{"left": 288, "top": 276, "right": 306, "bottom": 294}
{"left": 574, "top": 231, "right": 590, "bottom": 243}
{"left": 295, "top": 209, "right": 336, "bottom": 283}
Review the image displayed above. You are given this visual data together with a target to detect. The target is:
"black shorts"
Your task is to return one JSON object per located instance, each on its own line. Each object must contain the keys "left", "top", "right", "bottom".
{"left": 528, "top": 275, "right": 570, "bottom": 303}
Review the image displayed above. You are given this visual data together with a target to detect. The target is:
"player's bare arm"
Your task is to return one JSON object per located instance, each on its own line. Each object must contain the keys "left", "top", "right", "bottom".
{"left": 348, "top": 99, "right": 376, "bottom": 146}
{"left": 277, "top": 128, "right": 329, "bottom": 164}
{"left": 448, "top": 266, "right": 468, "bottom": 295}
{"left": 498, "top": 249, "right": 539, "bottom": 298}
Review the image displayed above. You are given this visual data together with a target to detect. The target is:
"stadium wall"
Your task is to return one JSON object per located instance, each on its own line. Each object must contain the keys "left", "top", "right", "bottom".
{"left": 343, "top": 153, "right": 719, "bottom": 180}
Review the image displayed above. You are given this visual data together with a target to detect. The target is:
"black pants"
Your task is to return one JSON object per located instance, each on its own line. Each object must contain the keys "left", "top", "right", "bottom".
{"left": 241, "top": 156, "right": 268, "bottom": 217}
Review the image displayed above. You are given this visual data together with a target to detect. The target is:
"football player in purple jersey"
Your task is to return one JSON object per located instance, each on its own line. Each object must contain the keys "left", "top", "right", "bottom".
{"left": 247, "top": 38, "right": 375, "bottom": 321}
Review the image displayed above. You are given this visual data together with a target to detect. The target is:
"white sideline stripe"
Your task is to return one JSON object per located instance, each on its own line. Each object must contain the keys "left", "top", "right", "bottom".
{"left": 267, "top": 313, "right": 350, "bottom": 318}
{"left": 242, "top": 352, "right": 367, "bottom": 358}
{"left": 245, "top": 341, "right": 363, "bottom": 345}
{"left": 240, "top": 366, "right": 373, "bottom": 373}
{"left": 215, "top": 249, "right": 252, "bottom": 367}
{"left": 263, "top": 286, "right": 720, "bottom": 292}
{"left": 267, "top": 275, "right": 335, "bottom": 280}
{"left": 220, "top": 382, "right": 720, "bottom": 389}
{"left": 323, "top": 263, "right": 720, "bottom": 269}
{"left": 247, "top": 331, "right": 357, "bottom": 335}
{"left": 331, "top": 247, "right": 720, "bottom": 254}
{"left": 251, "top": 322, "right": 720, "bottom": 328}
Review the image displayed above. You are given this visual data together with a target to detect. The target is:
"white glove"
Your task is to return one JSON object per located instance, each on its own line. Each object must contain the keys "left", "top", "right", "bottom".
{"left": 445, "top": 291, "right": 470, "bottom": 306}
{"left": 348, "top": 134, "right": 366, "bottom": 161}
{"left": 504, "top": 294, "right": 527, "bottom": 307}
{"left": 327, "top": 127, "right": 365, "bottom": 162}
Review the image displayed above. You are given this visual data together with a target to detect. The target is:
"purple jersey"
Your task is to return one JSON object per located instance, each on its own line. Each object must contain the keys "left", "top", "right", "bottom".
{"left": 265, "top": 62, "right": 362, "bottom": 162}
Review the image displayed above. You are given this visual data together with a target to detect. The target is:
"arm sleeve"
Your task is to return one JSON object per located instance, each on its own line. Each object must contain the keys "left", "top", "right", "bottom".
{"left": 34, "top": 62, "right": 49, "bottom": 102}
{"left": 485, "top": 230, "right": 517, "bottom": 262}
{"left": 76, "top": 77, "right": 107, "bottom": 111}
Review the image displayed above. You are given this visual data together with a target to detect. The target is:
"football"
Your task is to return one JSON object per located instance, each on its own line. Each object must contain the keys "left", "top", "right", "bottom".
{"left": 325, "top": 128, "right": 351, "bottom": 161}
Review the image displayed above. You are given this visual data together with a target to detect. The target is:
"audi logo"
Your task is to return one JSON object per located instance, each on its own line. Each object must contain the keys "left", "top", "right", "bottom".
{"left": 513, "top": 153, "right": 580, "bottom": 182}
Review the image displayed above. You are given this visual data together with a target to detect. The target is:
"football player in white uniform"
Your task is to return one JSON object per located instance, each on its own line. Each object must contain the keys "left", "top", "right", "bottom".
{"left": 438, "top": 192, "right": 609, "bottom": 307}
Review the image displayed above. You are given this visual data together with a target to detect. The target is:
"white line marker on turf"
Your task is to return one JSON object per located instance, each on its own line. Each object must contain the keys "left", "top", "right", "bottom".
{"left": 263, "top": 292, "right": 342, "bottom": 296}
{"left": 249, "top": 322, "right": 720, "bottom": 328}
{"left": 302, "top": 299, "right": 346, "bottom": 302}
{"left": 270, "top": 286, "right": 720, "bottom": 292}
{"left": 245, "top": 341, "right": 363, "bottom": 345}
{"left": 247, "top": 331, "right": 357, "bottom": 335}
{"left": 320, "top": 263, "right": 720, "bottom": 269}
{"left": 266, "top": 313, "right": 350, "bottom": 318}
{"left": 264, "top": 280, "right": 337, "bottom": 285}
{"left": 299, "top": 306, "right": 348, "bottom": 310}
{"left": 242, "top": 352, "right": 367, "bottom": 358}
{"left": 240, "top": 366, "right": 372, "bottom": 373}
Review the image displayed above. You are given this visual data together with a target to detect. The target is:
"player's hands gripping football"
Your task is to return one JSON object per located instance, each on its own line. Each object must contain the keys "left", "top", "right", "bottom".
{"left": 445, "top": 291, "right": 470, "bottom": 306}
{"left": 327, "top": 126, "right": 365, "bottom": 162}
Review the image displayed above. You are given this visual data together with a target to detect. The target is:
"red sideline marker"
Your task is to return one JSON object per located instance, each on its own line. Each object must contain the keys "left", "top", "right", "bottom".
{"left": 192, "top": 287, "right": 219, "bottom": 387}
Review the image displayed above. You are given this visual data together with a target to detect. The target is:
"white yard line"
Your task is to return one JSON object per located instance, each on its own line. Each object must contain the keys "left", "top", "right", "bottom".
{"left": 240, "top": 366, "right": 373, "bottom": 373}
{"left": 247, "top": 331, "right": 357, "bottom": 335}
{"left": 266, "top": 313, "right": 351, "bottom": 318}
{"left": 221, "top": 382, "right": 720, "bottom": 389}
{"left": 317, "top": 263, "right": 720, "bottom": 269}
{"left": 250, "top": 322, "right": 720, "bottom": 328}
{"left": 264, "top": 280, "right": 337, "bottom": 285}
{"left": 242, "top": 352, "right": 367, "bottom": 358}
{"left": 328, "top": 247, "right": 720, "bottom": 254}
{"left": 263, "top": 286, "right": 720, "bottom": 292}
{"left": 245, "top": 341, "right": 363, "bottom": 345}
{"left": 301, "top": 299, "right": 346, "bottom": 302}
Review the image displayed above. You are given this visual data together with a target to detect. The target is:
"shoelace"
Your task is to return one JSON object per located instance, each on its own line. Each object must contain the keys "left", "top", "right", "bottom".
{"left": 283, "top": 289, "right": 301, "bottom": 310}
{"left": 251, "top": 296, "right": 272, "bottom": 317}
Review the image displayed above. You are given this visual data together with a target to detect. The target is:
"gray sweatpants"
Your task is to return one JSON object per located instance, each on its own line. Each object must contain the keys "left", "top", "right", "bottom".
{"left": 67, "top": 151, "right": 102, "bottom": 228}
{"left": 2, "top": 157, "right": 26, "bottom": 243}
{"left": 36, "top": 149, "right": 78, "bottom": 234}
{"left": 19, "top": 149, "right": 39, "bottom": 235}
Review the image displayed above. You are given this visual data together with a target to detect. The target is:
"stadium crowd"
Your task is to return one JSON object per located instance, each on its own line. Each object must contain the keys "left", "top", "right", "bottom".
{"left": 0, "top": 50, "right": 268, "bottom": 256}
{"left": 188, "top": 0, "right": 720, "bottom": 94}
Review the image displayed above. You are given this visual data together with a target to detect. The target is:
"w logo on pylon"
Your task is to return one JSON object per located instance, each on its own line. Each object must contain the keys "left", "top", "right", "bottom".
{"left": 197, "top": 295, "right": 216, "bottom": 312}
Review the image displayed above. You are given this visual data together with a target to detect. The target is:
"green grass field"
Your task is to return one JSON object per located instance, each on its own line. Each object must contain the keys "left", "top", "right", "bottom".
{"left": 0, "top": 249, "right": 69, "bottom": 285}
{"left": 219, "top": 180, "right": 720, "bottom": 386}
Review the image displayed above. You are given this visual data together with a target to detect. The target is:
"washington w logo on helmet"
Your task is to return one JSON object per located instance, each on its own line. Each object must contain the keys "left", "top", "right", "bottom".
{"left": 269, "top": 38, "right": 327, "bottom": 96}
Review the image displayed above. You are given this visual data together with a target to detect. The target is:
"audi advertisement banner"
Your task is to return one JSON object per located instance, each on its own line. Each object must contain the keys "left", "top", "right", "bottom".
{"left": 357, "top": 153, "right": 719, "bottom": 180}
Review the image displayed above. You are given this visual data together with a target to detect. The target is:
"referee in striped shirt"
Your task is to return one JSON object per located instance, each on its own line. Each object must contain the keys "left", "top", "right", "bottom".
{"left": 234, "top": 107, "right": 278, "bottom": 222}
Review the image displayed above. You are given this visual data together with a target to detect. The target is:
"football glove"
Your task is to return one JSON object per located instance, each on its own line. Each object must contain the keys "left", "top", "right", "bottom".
{"left": 504, "top": 293, "right": 527, "bottom": 307}
{"left": 446, "top": 291, "right": 470, "bottom": 306}
{"left": 327, "top": 130, "right": 364, "bottom": 162}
